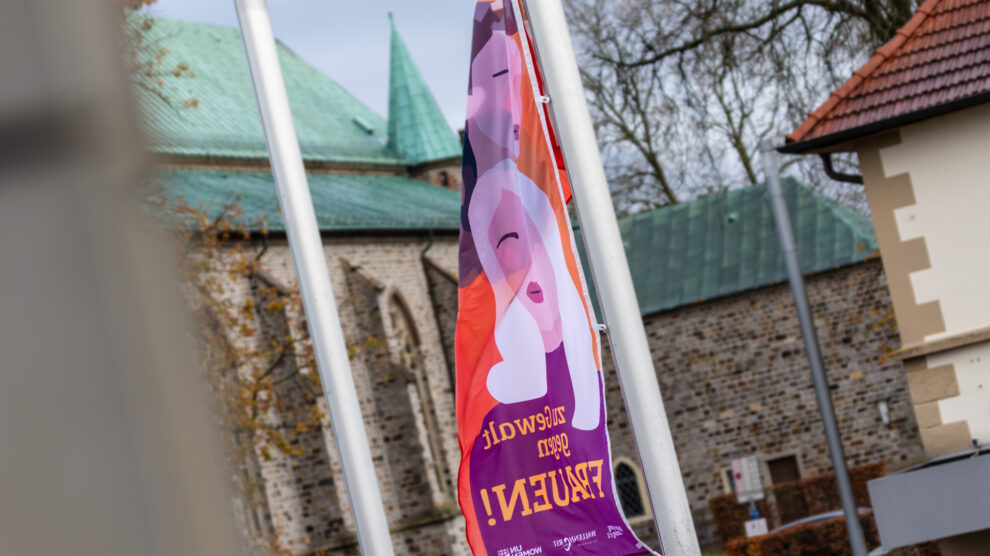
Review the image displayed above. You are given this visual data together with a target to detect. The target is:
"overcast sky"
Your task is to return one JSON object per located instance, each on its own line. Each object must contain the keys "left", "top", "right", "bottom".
{"left": 141, "top": 1, "right": 474, "bottom": 130}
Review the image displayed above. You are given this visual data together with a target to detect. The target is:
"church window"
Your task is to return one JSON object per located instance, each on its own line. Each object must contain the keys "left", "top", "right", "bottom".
{"left": 388, "top": 295, "right": 451, "bottom": 498}
{"left": 615, "top": 461, "right": 646, "bottom": 518}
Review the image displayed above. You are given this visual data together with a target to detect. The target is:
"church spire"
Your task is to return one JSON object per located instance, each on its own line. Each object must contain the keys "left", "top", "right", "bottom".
{"left": 387, "top": 14, "right": 461, "bottom": 165}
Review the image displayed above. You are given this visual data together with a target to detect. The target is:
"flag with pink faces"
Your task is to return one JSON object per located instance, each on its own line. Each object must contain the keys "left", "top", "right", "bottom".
{"left": 454, "top": 1, "right": 654, "bottom": 553}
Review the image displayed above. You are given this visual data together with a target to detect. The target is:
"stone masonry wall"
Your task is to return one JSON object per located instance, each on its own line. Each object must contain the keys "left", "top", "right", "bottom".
{"left": 601, "top": 259, "right": 927, "bottom": 547}
{"left": 224, "top": 233, "right": 923, "bottom": 553}
{"left": 423, "top": 259, "right": 458, "bottom": 390}
{"left": 243, "top": 235, "right": 467, "bottom": 555}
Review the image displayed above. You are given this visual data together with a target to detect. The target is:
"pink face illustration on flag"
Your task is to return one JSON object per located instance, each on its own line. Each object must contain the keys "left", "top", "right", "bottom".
{"left": 455, "top": 1, "right": 652, "bottom": 554}
{"left": 465, "top": 15, "right": 600, "bottom": 432}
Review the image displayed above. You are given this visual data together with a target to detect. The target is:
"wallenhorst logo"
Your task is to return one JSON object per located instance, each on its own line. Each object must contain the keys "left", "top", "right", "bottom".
{"left": 552, "top": 530, "right": 597, "bottom": 551}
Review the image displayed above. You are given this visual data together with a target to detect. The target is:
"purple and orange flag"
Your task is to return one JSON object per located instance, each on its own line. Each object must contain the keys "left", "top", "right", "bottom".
{"left": 455, "top": 1, "right": 653, "bottom": 553}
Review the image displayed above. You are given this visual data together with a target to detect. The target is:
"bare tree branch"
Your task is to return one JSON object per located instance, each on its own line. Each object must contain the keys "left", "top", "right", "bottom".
{"left": 564, "top": 0, "right": 916, "bottom": 213}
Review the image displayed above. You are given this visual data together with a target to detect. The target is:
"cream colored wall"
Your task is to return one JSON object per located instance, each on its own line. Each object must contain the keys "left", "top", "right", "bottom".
{"left": 879, "top": 103, "right": 990, "bottom": 341}
{"left": 926, "top": 342, "right": 990, "bottom": 446}
{"left": 870, "top": 102, "right": 990, "bottom": 450}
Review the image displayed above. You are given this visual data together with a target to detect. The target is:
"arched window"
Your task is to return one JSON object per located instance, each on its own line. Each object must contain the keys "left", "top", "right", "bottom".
{"left": 615, "top": 462, "right": 646, "bottom": 518}
{"left": 248, "top": 277, "right": 345, "bottom": 544}
{"left": 199, "top": 310, "right": 273, "bottom": 543}
{"left": 388, "top": 294, "right": 451, "bottom": 499}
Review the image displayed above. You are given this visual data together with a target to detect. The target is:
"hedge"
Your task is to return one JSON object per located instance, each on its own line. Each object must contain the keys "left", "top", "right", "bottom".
{"left": 710, "top": 462, "right": 887, "bottom": 544}
{"left": 917, "top": 541, "right": 943, "bottom": 555}
{"left": 800, "top": 461, "right": 885, "bottom": 514}
{"left": 801, "top": 472, "right": 841, "bottom": 515}
{"left": 709, "top": 492, "right": 773, "bottom": 545}
{"left": 848, "top": 461, "right": 885, "bottom": 507}
{"left": 769, "top": 481, "right": 808, "bottom": 525}
{"left": 724, "top": 512, "right": 880, "bottom": 556}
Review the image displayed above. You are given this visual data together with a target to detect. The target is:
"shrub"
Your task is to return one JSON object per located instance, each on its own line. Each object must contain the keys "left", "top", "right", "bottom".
{"left": 801, "top": 472, "right": 841, "bottom": 514}
{"left": 713, "top": 461, "right": 888, "bottom": 546}
{"left": 709, "top": 493, "right": 772, "bottom": 544}
{"left": 915, "top": 541, "right": 942, "bottom": 555}
{"left": 849, "top": 461, "right": 885, "bottom": 507}
{"left": 770, "top": 480, "right": 809, "bottom": 524}
{"left": 797, "top": 461, "right": 886, "bottom": 515}
{"left": 728, "top": 513, "right": 880, "bottom": 556}
{"left": 724, "top": 536, "right": 758, "bottom": 556}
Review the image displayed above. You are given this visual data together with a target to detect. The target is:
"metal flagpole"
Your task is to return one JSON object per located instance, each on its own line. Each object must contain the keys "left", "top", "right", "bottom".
{"left": 233, "top": 1, "right": 394, "bottom": 553}
{"left": 759, "top": 142, "right": 867, "bottom": 556}
{"left": 523, "top": 2, "right": 700, "bottom": 554}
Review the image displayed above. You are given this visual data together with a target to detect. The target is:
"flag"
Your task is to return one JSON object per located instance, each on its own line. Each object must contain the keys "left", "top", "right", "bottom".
{"left": 456, "top": 1, "right": 652, "bottom": 553}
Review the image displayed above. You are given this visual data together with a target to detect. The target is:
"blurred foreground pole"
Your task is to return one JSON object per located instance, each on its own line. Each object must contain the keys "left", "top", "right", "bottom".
{"left": 522, "top": 1, "right": 701, "bottom": 554}
{"left": 759, "top": 142, "right": 867, "bottom": 556}
{"left": 0, "top": 1, "right": 239, "bottom": 555}
{"left": 233, "top": 1, "right": 394, "bottom": 554}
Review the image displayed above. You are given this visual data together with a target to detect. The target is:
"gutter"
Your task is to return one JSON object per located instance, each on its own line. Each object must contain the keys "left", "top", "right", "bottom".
{"left": 819, "top": 153, "right": 863, "bottom": 185}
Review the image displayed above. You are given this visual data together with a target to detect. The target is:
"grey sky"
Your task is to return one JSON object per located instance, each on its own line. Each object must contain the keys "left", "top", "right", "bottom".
{"left": 142, "top": 1, "right": 474, "bottom": 131}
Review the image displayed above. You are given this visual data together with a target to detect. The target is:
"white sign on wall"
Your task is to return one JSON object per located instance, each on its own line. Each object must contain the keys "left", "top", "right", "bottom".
{"left": 731, "top": 455, "right": 764, "bottom": 504}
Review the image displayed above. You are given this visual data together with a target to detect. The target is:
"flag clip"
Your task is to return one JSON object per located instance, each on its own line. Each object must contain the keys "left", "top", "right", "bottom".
{"left": 596, "top": 323, "right": 608, "bottom": 332}
{"left": 537, "top": 95, "right": 550, "bottom": 104}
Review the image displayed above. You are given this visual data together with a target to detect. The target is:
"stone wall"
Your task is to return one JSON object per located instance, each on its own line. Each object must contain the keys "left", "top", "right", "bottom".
{"left": 223, "top": 234, "right": 924, "bottom": 554}
{"left": 423, "top": 258, "right": 458, "bottom": 390}
{"left": 601, "top": 259, "right": 927, "bottom": 547}
{"left": 250, "top": 277, "right": 347, "bottom": 549}
{"left": 410, "top": 159, "right": 464, "bottom": 192}
{"left": 231, "top": 235, "right": 467, "bottom": 555}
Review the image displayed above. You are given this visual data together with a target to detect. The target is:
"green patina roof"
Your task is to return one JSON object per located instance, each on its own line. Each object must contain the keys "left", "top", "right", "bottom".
{"left": 153, "top": 169, "right": 874, "bottom": 308}
{"left": 151, "top": 169, "right": 460, "bottom": 232}
{"left": 575, "top": 179, "right": 878, "bottom": 316}
{"left": 136, "top": 17, "right": 455, "bottom": 166}
{"left": 386, "top": 15, "right": 462, "bottom": 165}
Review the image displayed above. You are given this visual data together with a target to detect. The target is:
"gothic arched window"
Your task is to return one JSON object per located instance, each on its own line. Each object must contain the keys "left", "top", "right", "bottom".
{"left": 615, "top": 461, "right": 646, "bottom": 518}
{"left": 388, "top": 294, "right": 451, "bottom": 499}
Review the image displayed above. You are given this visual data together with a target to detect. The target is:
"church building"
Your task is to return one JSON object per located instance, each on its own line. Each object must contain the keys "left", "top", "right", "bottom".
{"left": 142, "top": 15, "right": 469, "bottom": 554}
{"left": 140, "top": 15, "right": 927, "bottom": 554}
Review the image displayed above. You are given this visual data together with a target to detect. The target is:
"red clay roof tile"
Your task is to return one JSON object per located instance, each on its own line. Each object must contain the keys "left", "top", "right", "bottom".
{"left": 786, "top": 0, "right": 990, "bottom": 147}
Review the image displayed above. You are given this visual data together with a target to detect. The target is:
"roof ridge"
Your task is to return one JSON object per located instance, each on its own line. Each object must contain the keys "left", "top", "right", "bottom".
{"left": 786, "top": 0, "right": 939, "bottom": 143}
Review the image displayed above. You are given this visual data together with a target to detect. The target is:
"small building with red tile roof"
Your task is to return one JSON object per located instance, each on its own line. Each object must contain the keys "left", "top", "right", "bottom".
{"left": 784, "top": 1, "right": 990, "bottom": 553}
{"left": 782, "top": 0, "right": 990, "bottom": 154}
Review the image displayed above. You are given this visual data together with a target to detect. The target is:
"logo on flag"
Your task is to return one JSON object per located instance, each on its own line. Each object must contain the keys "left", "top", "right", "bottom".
{"left": 455, "top": 1, "right": 652, "bottom": 553}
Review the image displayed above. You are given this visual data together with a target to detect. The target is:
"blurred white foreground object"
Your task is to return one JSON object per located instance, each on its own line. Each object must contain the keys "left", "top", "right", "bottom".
{"left": 0, "top": 1, "right": 240, "bottom": 554}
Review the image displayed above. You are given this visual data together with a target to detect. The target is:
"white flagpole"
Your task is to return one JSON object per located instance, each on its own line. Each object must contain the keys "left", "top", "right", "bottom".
{"left": 522, "top": 2, "right": 701, "bottom": 554}
{"left": 232, "top": 1, "right": 394, "bottom": 554}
